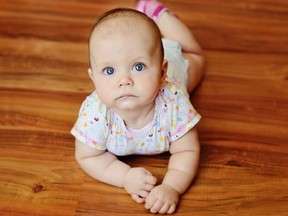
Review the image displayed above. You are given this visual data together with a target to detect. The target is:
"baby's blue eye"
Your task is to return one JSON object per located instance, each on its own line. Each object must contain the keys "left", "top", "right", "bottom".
{"left": 133, "top": 63, "right": 145, "bottom": 72}
{"left": 103, "top": 67, "right": 115, "bottom": 75}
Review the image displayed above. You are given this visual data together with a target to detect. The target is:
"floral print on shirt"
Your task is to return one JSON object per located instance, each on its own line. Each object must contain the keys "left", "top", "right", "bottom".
{"left": 71, "top": 81, "right": 201, "bottom": 156}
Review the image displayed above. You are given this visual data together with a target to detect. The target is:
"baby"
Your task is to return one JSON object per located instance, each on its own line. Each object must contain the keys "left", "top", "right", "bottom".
{"left": 72, "top": 0, "right": 204, "bottom": 214}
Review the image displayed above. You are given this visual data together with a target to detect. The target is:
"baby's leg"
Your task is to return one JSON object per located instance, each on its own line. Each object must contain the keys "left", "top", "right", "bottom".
{"left": 158, "top": 11, "right": 204, "bottom": 93}
{"left": 137, "top": 0, "right": 204, "bottom": 93}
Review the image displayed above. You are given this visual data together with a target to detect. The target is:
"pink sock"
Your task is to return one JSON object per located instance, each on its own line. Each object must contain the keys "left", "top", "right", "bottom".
{"left": 136, "top": 0, "right": 168, "bottom": 21}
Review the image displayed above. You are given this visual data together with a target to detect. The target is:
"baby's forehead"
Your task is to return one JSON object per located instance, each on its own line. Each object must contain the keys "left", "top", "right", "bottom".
{"left": 91, "top": 15, "right": 155, "bottom": 40}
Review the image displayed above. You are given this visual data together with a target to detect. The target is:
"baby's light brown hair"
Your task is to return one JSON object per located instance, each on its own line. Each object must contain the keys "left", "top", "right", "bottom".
{"left": 88, "top": 8, "right": 164, "bottom": 61}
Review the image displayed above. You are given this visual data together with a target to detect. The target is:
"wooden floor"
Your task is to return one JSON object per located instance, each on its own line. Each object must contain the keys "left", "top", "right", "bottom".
{"left": 0, "top": 0, "right": 287, "bottom": 215}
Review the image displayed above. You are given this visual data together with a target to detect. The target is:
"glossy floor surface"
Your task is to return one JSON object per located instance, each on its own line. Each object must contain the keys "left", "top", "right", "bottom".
{"left": 0, "top": 0, "right": 287, "bottom": 215}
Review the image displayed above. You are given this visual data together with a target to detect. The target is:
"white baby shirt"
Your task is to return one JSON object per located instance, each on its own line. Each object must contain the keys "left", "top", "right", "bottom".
{"left": 71, "top": 81, "right": 201, "bottom": 156}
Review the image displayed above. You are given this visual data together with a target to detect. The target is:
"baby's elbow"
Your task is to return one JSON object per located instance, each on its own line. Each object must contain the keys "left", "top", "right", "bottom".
{"left": 74, "top": 149, "right": 89, "bottom": 164}
{"left": 75, "top": 151, "right": 83, "bottom": 164}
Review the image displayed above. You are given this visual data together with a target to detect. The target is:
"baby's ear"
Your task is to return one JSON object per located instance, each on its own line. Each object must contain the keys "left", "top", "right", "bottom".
{"left": 88, "top": 68, "right": 97, "bottom": 90}
{"left": 88, "top": 68, "right": 93, "bottom": 80}
{"left": 161, "top": 59, "right": 168, "bottom": 76}
{"left": 160, "top": 59, "right": 168, "bottom": 84}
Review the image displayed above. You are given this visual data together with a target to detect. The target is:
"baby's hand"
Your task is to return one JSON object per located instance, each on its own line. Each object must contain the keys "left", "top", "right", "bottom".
{"left": 124, "top": 167, "right": 157, "bottom": 203}
{"left": 145, "top": 184, "right": 179, "bottom": 214}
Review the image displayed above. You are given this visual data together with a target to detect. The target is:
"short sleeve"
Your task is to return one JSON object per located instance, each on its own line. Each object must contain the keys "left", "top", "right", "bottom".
{"left": 163, "top": 83, "right": 201, "bottom": 142}
{"left": 71, "top": 93, "right": 109, "bottom": 150}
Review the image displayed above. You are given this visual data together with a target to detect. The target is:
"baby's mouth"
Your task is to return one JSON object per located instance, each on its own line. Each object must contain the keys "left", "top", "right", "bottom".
{"left": 116, "top": 94, "right": 137, "bottom": 100}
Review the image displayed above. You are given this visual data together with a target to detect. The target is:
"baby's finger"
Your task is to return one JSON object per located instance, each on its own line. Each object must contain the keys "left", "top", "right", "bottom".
{"left": 138, "top": 190, "right": 149, "bottom": 199}
{"left": 131, "top": 194, "right": 145, "bottom": 204}
{"left": 167, "top": 204, "right": 176, "bottom": 214}
{"left": 143, "top": 168, "right": 152, "bottom": 176}
{"left": 145, "top": 193, "right": 156, "bottom": 210}
{"left": 159, "top": 202, "right": 171, "bottom": 214}
{"left": 145, "top": 183, "right": 155, "bottom": 192}
{"left": 145, "top": 175, "right": 157, "bottom": 185}
{"left": 149, "top": 199, "right": 164, "bottom": 214}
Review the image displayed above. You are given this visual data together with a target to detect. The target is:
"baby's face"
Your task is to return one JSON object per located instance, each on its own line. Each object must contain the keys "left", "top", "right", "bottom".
{"left": 88, "top": 18, "right": 166, "bottom": 113}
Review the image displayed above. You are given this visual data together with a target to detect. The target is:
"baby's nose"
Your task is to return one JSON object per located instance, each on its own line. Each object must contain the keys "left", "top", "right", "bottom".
{"left": 119, "top": 73, "right": 133, "bottom": 87}
{"left": 120, "top": 81, "right": 131, "bottom": 87}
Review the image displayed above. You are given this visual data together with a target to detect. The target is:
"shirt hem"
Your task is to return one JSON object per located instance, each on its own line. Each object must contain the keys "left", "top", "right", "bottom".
{"left": 71, "top": 128, "right": 107, "bottom": 151}
{"left": 170, "top": 114, "right": 201, "bottom": 142}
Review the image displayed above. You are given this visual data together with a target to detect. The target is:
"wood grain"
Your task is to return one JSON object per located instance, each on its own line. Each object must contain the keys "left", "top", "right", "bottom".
{"left": 0, "top": 0, "right": 287, "bottom": 215}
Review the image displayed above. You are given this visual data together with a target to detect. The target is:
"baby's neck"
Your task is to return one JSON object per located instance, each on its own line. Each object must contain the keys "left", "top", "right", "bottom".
{"left": 114, "top": 103, "right": 156, "bottom": 130}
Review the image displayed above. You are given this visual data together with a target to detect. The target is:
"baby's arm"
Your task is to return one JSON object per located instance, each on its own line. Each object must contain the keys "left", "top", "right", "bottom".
{"left": 145, "top": 127, "right": 200, "bottom": 214}
{"left": 75, "top": 139, "right": 157, "bottom": 203}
